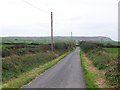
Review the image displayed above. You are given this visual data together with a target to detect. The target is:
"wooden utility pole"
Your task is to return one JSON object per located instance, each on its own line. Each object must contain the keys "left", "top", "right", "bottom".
{"left": 51, "top": 12, "right": 53, "bottom": 52}
{"left": 71, "top": 32, "right": 72, "bottom": 42}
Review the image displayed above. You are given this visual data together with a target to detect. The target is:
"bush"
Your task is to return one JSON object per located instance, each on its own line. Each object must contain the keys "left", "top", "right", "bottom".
{"left": 2, "top": 42, "right": 74, "bottom": 82}
{"left": 2, "top": 48, "right": 11, "bottom": 57}
{"left": 2, "top": 52, "right": 56, "bottom": 82}
{"left": 2, "top": 43, "right": 73, "bottom": 57}
{"left": 87, "top": 51, "right": 110, "bottom": 70}
{"left": 54, "top": 43, "right": 67, "bottom": 50}
{"left": 79, "top": 41, "right": 100, "bottom": 53}
{"left": 79, "top": 41, "right": 119, "bottom": 88}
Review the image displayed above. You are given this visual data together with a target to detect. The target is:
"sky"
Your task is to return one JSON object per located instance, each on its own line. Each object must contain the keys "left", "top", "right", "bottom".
{"left": 0, "top": 0, "right": 119, "bottom": 41}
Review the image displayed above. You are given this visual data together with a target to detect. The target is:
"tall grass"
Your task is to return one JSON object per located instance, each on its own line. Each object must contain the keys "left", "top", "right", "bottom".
{"left": 2, "top": 52, "right": 56, "bottom": 82}
{"left": 2, "top": 51, "right": 70, "bottom": 89}
{"left": 80, "top": 51, "right": 98, "bottom": 88}
{"left": 2, "top": 42, "right": 74, "bottom": 83}
{"left": 79, "top": 41, "right": 119, "bottom": 88}
{"left": 2, "top": 42, "right": 74, "bottom": 57}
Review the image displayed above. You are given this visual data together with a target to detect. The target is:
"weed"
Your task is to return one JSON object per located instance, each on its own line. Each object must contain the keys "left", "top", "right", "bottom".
{"left": 2, "top": 51, "right": 71, "bottom": 89}
{"left": 80, "top": 41, "right": 119, "bottom": 88}
{"left": 80, "top": 51, "right": 98, "bottom": 88}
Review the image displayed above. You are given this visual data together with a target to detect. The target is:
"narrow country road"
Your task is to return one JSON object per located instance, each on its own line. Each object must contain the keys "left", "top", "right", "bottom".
{"left": 23, "top": 47, "right": 86, "bottom": 88}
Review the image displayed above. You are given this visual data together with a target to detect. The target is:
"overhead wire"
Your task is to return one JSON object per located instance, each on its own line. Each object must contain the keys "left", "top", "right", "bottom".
{"left": 22, "top": 0, "right": 52, "bottom": 32}
{"left": 22, "top": 0, "right": 49, "bottom": 14}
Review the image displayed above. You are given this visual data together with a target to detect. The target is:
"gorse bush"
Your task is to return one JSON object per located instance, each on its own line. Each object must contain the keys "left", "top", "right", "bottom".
{"left": 54, "top": 42, "right": 74, "bottom": 51}
{"left": 87, "top": 51, "right": 109, "bottom": 70}
{"left": 2, "top": 44, "right": 50, "bottom": 57}
{"left": 2, "top": 42, "right": 73, "bottom": 57}
{"left": 105, "top": 59, "right": 120, "bottom": 87}
{"left": 79, "top": 41, "right": 100, "bottom": 53}
{"left": 2, "top": 42, "right": 74, "bottom": 83}
{"left": 79, "top": 41, "right": 119, "bottom": 88}
{"left": 54, "top": 43, "right": 67, "bottom": 50}
{"left": 2, "top": 52, "right": 56, "bottom": 82}
{"left": 2, "top": 48, "right": 11, "bottom": 57}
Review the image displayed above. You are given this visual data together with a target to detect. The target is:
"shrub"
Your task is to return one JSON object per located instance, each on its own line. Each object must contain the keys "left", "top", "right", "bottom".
{"left": 79, "top": 41, "right": 119, "bottom": 88}
{"left": 54, "top": 43, "right": 67, "bottom": 50}
{"left": 79, "top": 41, "right": 100, "bottom": 53}
{"left": 2, "top": 49, "right": 11, "bottom": 57}
{"left": 2, "top": 42, "right": 74, "bottom": 82}
{"left": 2, "top": 52, "right": 56, "bottom": 82}
{"left": 87, "top": 51, "right": 110, "bottom": 70}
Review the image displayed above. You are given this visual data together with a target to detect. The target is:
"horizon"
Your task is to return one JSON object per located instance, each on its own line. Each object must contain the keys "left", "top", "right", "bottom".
{"left": 1, "top": 35, "right": 117, "bottom": 41}
{"left": 1, "top": 35, "right": 114, "bottom": 38}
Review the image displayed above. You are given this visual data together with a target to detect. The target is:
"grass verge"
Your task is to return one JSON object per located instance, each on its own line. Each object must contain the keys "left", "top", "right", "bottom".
{"left": 80, "top": 50, "right": 109, "bottom": 88}
{"left": 2, "top": 51, "right": 71, "bottom": 90}
{"left": 80, "top": 50, "right": 98, "bottom": 88}
{"left": 80, "top": 41, "right": 119, "bottom": 88}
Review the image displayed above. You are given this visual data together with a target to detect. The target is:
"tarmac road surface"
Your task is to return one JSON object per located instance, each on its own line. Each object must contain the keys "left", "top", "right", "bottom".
{"left": 23, "top": 47, "right": 86, "bottom": 88}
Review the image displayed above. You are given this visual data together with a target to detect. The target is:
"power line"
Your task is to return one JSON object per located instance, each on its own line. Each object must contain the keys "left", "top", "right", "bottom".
{"left": 23, "top": 0, "right": 54, "bottom": 48}
{"left": 22, "top": 0, "right": 49, "bottom": 14}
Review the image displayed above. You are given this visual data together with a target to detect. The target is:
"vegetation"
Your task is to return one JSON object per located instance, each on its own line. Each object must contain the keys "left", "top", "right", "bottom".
{"left": 2, "top": 42, "right": 74, "bottom": 89}
{"left": 80, "top": 41, "right": 119, "bottom": 88}
{"left": 2, "top": 36, "right": 113, "bottom": 44}
{"left": 2, "top": 42, "right": 74, "bottom": 57}
{"left": 2, "top": 51, "right": 71, "bottom": 89}
{"left": 100, "top": 41, "right": 120, "bottom": 46}
{"left": 0, "top": 44, "right": 2, "bottom": 49}
{"left": 104, "top": 48, "right": 119, "bottom": 56}
{"left": 80, "top": 51, "right": 98, "bottom": 88}
{"left": 2, "top": 37, "right": 73, "bottom": 44}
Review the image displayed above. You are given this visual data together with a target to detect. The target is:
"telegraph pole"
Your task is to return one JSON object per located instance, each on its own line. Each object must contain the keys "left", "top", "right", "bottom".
{"left": 71, "top": 32, "right": 72, "bottom": 42}
{"left": 51, "top": 12, "right": 53, "bottom": 52}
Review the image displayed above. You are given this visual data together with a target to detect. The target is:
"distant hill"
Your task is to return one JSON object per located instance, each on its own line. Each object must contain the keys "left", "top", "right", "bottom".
{"left": 54, "top": 36, "right": 113, "bottom": 42}
{"left": 68, "top": 36, "right": 113, "bottom": 42}
{"left": 1, "top": 36, "right": 113, "bottom": 44}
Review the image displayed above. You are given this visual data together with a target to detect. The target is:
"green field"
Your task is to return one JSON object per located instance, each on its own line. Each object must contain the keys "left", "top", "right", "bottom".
{"left": 2, "top": 37, "right": 72, "bottom": 44}
{"left": 100, "top": 41, "right": 119, "bottom": 46}
{"left": 104, "top": 48, "right": 119, "bottom": 56}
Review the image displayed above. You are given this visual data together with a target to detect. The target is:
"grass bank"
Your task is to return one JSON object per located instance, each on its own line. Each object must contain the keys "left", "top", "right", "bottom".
{"left": 80, "top": 41, "right": 119, "bottom": 88}
{"left": 2, "top": 51, "right": 71, "bottom": 89}
{"left": 80, "top": 50, "right": 109, "bottom": 88}
{"left": 2, "top": 42, "right": 75, "bottom": 89}
{"left": 2, "top": 43, "right": 74, "bottom": 82}
{"left": 80, "top": 51, "right": 98, "bottom": 88}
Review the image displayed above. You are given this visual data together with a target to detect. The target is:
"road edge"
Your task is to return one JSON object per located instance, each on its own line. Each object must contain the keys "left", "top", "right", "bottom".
{"left": 2, "top": 50, "right": 74, "bottom": 89}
